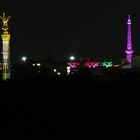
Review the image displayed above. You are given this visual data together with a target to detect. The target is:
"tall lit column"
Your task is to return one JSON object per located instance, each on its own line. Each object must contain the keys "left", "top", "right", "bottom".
{"left": 125, "top": 15, "right": 134, "bottom": 63}
{"left": 0, "top": 13, "right": 11, "bottom": 80}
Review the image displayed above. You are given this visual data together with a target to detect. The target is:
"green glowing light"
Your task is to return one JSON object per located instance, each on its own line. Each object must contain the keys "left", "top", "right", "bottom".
{"left": 102, "top": 62, "right": 113, "bottom": 68}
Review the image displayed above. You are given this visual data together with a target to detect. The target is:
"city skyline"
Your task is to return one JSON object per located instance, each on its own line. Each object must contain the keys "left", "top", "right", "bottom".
{"left": 1, "top": 0, "right": 140, "bottom": 62}
{"left": 1, "top": 2, "right": 140, "bottom": 139}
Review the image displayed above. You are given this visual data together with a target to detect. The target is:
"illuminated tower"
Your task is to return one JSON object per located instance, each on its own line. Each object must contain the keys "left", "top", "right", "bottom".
{"left": 0, "top": 13, "right": 11, "bottom": 80}
{"left": 125, "top": 15, "right": 134, "bottom": 63}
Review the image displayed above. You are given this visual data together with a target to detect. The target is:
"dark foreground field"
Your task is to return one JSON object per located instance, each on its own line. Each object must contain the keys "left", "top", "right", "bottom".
{"left": 0, "top": 71, "right": 140, "bottom": 140}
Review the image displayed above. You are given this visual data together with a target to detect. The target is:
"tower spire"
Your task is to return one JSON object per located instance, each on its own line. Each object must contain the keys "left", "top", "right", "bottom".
{"left": 125, "top": 14, "right": 134, "bottom": 63}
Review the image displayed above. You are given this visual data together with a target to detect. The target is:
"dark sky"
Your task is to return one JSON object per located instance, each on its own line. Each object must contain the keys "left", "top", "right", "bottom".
{"left": 0, "top": 0, "right": 140, "bottom": 62}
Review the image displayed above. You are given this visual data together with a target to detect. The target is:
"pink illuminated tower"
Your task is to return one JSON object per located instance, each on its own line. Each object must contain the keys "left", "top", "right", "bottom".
{"left": 125, "top": 15, "right": 134, "bottom": 63}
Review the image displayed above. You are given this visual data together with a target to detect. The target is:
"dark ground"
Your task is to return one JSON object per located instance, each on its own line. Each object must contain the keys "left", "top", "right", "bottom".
{"left": 0, "top": 71, "right": 139, "bottom": 140}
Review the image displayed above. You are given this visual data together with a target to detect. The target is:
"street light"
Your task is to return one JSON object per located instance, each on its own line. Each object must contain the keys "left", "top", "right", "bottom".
{"left": 69, "top": 56, "right": 75, "bottom": 60}
{"left": 22, "top": 56, "right": 27, "bottom": 62}
{"left": 37, "top": 63, "right": 41, "bottom": 66}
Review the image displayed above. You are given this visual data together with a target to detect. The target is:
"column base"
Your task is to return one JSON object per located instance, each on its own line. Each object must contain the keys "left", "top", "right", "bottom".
{"left": 2, "top": 72, "right": 10, "bottom": 81}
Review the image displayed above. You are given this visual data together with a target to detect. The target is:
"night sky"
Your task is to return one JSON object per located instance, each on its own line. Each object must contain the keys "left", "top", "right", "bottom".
{"left": 1, "top": 0, "right": 140, "bottom": 62}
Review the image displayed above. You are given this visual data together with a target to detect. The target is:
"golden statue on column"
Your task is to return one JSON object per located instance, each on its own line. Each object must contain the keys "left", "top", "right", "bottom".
{"left": 0, "top": 12, "right": 11, "bottom": 81}
{"left": 0, "top": 12, "right": 11, "bottom": 31}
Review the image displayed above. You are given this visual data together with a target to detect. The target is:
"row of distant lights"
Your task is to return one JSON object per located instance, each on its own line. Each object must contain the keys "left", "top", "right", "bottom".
{"left": 21, "top": 56, "right": 74, "bottom": 75}
{"left": 53, "top": 66, "right": 71, "bottom": 75}
{"left": 53, "top": 69, "right": 61, "bottom": 75}
{"left": 22, "top": 56, "right": 75, "bottom": 62}
{"left": 22, "top": 56, "right": 71, "bottom": 75}
{"left": 33, "top": 63, "right": 41, "bottom": 66}
{"left": 22, "top": 56, "right": 41, "bottom": 66}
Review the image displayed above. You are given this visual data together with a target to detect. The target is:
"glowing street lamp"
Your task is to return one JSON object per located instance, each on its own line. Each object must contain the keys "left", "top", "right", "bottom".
{"left": 69, "top": 56, "right": 75, "bottom": 60}
{"left": 22, "top": 56, "right": 27, "bottom": 62}
{"left": 37, "top": 63, "right": 41, "bottom": 66}
{"left": 57, "top": 72, "right": 61, "bottom": 75}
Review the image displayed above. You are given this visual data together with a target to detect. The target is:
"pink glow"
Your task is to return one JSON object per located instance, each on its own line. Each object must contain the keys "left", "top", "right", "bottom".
{"left": 125, "top": 15, "right": 134, "bottom": 63}
{"left": 84, "top": 62, "right": 100, "bottom": 68}
{"left": 68, "top": 58, "right": 101, "bottom": 69}
{"left": 68, "top": 62, "right": 79, "bottom": 68}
